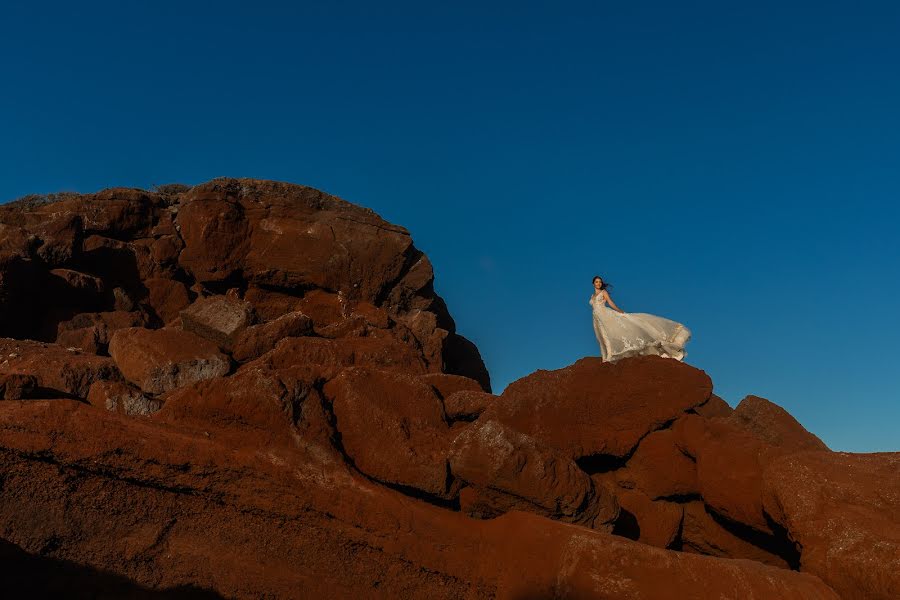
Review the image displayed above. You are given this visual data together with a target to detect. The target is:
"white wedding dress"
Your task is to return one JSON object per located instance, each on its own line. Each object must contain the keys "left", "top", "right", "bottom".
{"left": 590, "top": 292, "right": 691, "bottom": 362}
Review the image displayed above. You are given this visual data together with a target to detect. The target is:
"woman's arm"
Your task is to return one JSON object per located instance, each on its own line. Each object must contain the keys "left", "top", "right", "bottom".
{"left": 603, "top": 290, "right": 625, "bottom": 313}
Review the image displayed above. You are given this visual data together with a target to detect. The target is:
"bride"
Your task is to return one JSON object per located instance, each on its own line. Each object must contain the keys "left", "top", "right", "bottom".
{"left": 590, "top": 275, "right": 691, "bottom": 362}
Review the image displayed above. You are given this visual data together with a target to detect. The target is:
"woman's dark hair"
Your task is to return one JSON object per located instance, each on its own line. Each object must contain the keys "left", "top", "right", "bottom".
{"left": 592, "top": 275, "right": 612, "bottom": 291}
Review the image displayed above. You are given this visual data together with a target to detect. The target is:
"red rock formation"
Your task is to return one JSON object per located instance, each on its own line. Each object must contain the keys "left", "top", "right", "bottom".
{"left": 0, "top": 178, "right": 894, "bottom": 599}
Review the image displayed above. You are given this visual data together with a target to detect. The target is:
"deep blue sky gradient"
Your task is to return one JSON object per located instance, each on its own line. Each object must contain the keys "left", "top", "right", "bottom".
{"left": 2, "top": 1, "right": 898, "bottom": 451}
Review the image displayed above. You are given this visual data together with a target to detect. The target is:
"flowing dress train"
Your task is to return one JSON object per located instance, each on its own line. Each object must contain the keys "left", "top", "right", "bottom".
{"left": 590, "top": 292, "right": 691, "bottom": 362}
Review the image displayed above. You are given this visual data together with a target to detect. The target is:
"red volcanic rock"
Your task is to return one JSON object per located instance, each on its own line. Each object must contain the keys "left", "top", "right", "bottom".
{"left": 443, "top": 390, "right": 496, "bottom": 421}
{"left": 87, "top": 380, "right": 162, "bottom": 416}
{"left": 316, "top": 314, "right": 368, "bottom": 339}
{"left": 449, "top": 418, "right": 617, "bottom": 528}
{"left": 0, "top": 338, "right": 119, "bottom": 397}
{"left": 419, "top": 372, "right": 484, "bottom": 399}
{"left": 32, "top": 214, "right": 83, "bottom": 266}
{"left": 763, "top": 451, "right": 900, "bottom": 600}
{"left": 485, "top": 355, "right": 712, "bottom": 459}
{"left": 694, "top": 393, "right": 733, "bottom": 418}
{"left": 108, "top": 327, "right": 230, "bottom": 394}
{"left": 0, "top": 373, "right": 37, "bottom": 400}
{"left": 176, "top": 194, "right": 249, "bottom": 283}
{"left": 615, "top": 429, "right": 699, "bottom": 500}
{"left": 324, "top": 366, "right": 452, "bottom": 497}
{"left": 614, "top": 488, "right": 684, "bottom": 549}
{"left": 673, "top": 414, "right": 782, "bottom": 534}
{"left": 56, "top": 310, "right": 146, "bottom": 354}
{"left": 253, "top": 335, "right": 427, "bottom": 376}
{"left": 0, "top": 400, "right": 839, "bottom": 599}
{"left": 729, "top": 394, "right": 830, "bottom": 452}
{"left": 180, "top": 295, "right": 255, "bottom": 350}
{"left": 243, "top": 284, "right": 305, "bottom": 322}
{"left": 143, "top": 277, "right": 191, "bottom": 324}
{"left": 681, "top": 501, "right": 791, "bottom": 569}
{"left": 230, "top": 311, "right": 313, "bottom": 362}
{"left": 157, "top": 365, "right": 327, "bottom": 449}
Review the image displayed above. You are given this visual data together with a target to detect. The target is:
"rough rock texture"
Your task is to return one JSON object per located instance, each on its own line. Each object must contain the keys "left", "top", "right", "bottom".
{"left": 762, "top": 451, "right": 900, "bottom": 599}
{"left": 87, "top": 380, "right": 162, "bottom": 416}
{"left": 230, "top": 311, "right": 312, "bottom": 362}
{"left": 108, "top": 327, "right": 230, "bottom": 394}
{"left": 485, "top": 355, "right": 712, "bottom": 459}
{"left": 324, "top": 366, "right": 453, "bottom": 498}
{"left": 728, "top": 394, "right": 830, "bottom": 452}
{"left": 180, "top": 295, "right": 255, "bottom": 350}
{"left": 0, "top": 401, "right": 841, "bottom": 599}
{"left": 449, "top": 419, "right": 616, "bottom": 528}
{"left": 0, "top": 178, "right": 892, "bottom": 598}
{"left": 614, "top": 429, "right": 699, "bottom": 500}
{"left": 0, "top": 338, "right": 120, "bottom": 397}
{"left": 442, "top": 389, "right": 496, "bottom": 421}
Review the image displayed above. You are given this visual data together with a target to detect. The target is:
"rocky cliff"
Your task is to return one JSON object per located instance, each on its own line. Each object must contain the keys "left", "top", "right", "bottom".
{"left": 0, "top": 178, "right": 896, "bottom": 599}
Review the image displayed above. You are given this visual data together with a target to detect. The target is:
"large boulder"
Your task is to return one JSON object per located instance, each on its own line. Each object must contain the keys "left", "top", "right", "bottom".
{"left": 449, "top": 418, "right": 617, "bottom": 528}
{"left": 324, "top": 367, "right": 452, "bottom": 498}
{"left": 108, "top": 327, "right": 230, "bottom": 394}
{"left": 230, "top": 311, "right": 313, "bottom": 362}
{"left": 673, "top": 414, "right": 783, "bottom": 534}
{"left": 614, "top": 428, "right": 699, "bottom": 500}
{"left": 728, "top": 394, "right": 830, "bottom": 452}
{"left": 483, "top": 355, "right": 712, "bottom": 460}
{"left": 763, "top": 451, "right": 900, "bottom": 600}
{"left": 180, "top": 295, "right": 255, "bottom": 351}
{"left": 0, "top": 338, "right": 119, "bottom": 398}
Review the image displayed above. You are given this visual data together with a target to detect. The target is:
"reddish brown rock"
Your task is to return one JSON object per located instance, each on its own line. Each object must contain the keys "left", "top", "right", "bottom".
{"left": 143, "top": 277, "right": 191, "bottom": 324}
{"left": 613, "top": 488, "right": 684, "bottom": 549}
{"left": 324, "top": 367, "right": 451, "bottom": 498}
{"left": 484, "top": 355, "right": 712, "bottom": 459}
{"left": 673, "top": 414, "right": 783, "bottom": 534}
{"left": 0, "top": 400, "right": 841, "bottom": 599}
{"left": 419, "top": 372, "right": 484, "bottom": 399}
{"left": 694, "top": 393, "right": 733, "bottom": 418}
{"left": 158, "top": 365, "right": 326, "bottom": 449}
{"left": 763, "top": 451, "right": 900, "bottom": 600}
{"left": 55, "top": 310, "right": 146, "bottom": 354}
{"left": 729, "top": 394, "right": 830, "bottom": 452}
{"left": 108, "top": 327, "right": 230, "bottom": 394}
{"left": 681, "top": 500, "right": 791, "bottom": 569}
{"left": 0, "top": 373, "right": 37, "bottom": 400}
{"left": 33, "top": 214, "right": 83, "bottom": 266}
{"left": 443, "top": 390, "right": 496, "bottom": 421}
{"left": 180, "top": 295, "right": 255, "bottom": 350}
{"left": 615, "top": 428, "right": 699, "bottom": 500}
{"left": 243, "top": 284, "right": 305, "bottom": 322}
{"left": 315, "top": 314, "right": 368, "bottom": 339}
{"left": 253, "top": 335, "right": 427, "bottom": 376}
{"left": 87, "top": 380, "right": 162, "bottom": 416}
{"left": 230, "top": 311, "right": 313, "bottom": 362}
{"left": 0, "top": 338, "right": 119, "bottom": 397}
{"left": 449, "top": 418, "right": 617, "bottom": 528}
{"left": 176, "top": 194, "right": 249, "bottom": 283}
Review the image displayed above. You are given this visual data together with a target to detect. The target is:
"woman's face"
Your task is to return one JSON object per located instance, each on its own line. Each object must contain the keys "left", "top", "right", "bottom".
{"left": 593, "top": 278, "right": 602, "bottom": 288}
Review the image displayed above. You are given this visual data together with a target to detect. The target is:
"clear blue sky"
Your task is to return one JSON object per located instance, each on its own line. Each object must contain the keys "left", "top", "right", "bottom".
{"left": 2, "top": 2, "right": 898, "bottom": 452}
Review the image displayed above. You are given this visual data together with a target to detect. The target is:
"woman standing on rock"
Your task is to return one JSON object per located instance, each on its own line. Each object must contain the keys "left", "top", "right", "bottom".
{"left": 589, "top": 275, "right": 691, "bottom": 362}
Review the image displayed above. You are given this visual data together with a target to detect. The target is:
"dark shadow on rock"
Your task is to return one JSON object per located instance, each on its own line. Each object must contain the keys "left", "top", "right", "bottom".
{"left": 0, "top": 538, "right": 225, "bottom": 598}
{"left": 442, "top": 332, "right": 492, "bottom": 393}
{"left": 611, "top": 507, "right": 641, "bottom": 541}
